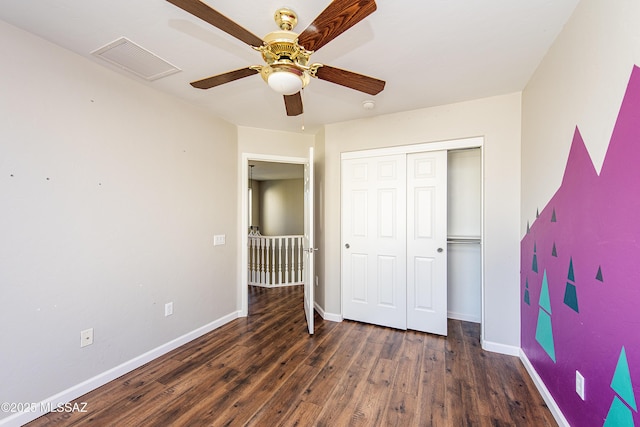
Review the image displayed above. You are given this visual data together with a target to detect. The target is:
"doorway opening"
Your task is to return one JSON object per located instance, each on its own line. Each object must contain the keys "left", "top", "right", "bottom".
{"left": 239, "top": 153, "right": 307, "bottom": 318}
{"left": 247, "top": 160, "right": 305, "bottom": 287}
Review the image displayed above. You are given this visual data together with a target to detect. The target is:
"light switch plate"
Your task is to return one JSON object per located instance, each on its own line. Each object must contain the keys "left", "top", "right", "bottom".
{"left": 214, "top": 234, "right": 226, "bottom": 246}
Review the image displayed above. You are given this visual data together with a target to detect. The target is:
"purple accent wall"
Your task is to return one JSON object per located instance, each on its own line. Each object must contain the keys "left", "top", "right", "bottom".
{"left": 521, "top": 66, "right": 640, "bottom": 426}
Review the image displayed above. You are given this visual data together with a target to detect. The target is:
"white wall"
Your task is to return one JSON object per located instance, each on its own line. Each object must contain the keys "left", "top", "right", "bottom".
{"left": 323, "top": 93, "right": 522, "bottom": 349}
{"left": 237, "top": 126, "right": 314, "bottom": 158}
{"left": 522, "top": 0, "right": 640, "bottom": 232}
{"left": 0, "top": 21, "right": 238, "bottom": 422}
{"left": 259, "top": 179, "right": 304, "bottom": 236}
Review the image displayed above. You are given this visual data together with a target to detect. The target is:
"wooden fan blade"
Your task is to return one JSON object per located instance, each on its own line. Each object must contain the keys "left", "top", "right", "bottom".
{"left": 298, "top": 0, "right": 376, "bottom": 52}
{"left": 166, "top": 0, "right": 263, "bottom": 47}
{"left": 316, "top": 65, "right": 385, "bottom": 95}
{"left": 191, "top": 67, "right": 259, "bottom": 89}
{"left": 284, "top": 93, "right": 303, "bottom": 116}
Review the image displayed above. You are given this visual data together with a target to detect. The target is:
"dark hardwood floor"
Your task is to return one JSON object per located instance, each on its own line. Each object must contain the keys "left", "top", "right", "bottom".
{"left": 26, "top": 286, "right": 557, "bottom": 426}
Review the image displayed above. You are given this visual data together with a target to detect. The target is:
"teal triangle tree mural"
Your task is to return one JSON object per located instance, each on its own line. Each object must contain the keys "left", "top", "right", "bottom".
{"left": 596, "top": 265, "right": 604, "bottom": 282}
{"left": 605, "top": 347, "right": 637, "bottom": 426}
{"left": 567, "top": 257, "right": 575, "bottom": 282}
{"left": 611, "top": 347, "right": 637, "bottom": 410}
{"left": 532, "top": 242, "right": 538, "bottom": 273}
{"left": 524, "top": 277, "right": 530, "bottom": 305}
{"left": 539, "top": 270, "right": 552, "bottom": 313}
{"left": 604, "top": 397, "right": 635, "bottom": 427}
{"left": 535, "top": 270, "right": 556, "bottom": 362}
{"left": 564, "top": 257, "right": 579, "bottom": 313}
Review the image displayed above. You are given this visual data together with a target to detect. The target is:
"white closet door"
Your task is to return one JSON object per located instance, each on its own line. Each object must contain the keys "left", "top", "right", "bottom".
{"left": 342, "top": 155, "right": 407, "bottom": 330}
{"left": 406, "top": 151, "right": 448, "bottom": 335}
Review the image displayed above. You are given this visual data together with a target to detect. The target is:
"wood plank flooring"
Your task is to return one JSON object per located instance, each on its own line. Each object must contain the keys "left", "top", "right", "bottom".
{"left": 26, "top": 286, "right": 557, "bottom": 426}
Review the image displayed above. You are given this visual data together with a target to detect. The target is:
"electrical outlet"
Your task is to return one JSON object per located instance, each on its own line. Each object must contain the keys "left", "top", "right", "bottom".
{"left": 165, "top": 302, "right": 173, "bottom": 317}
{"left": 214, "top": 234, "right": 226, "bottom": 246}
{"left": 80, "top": 328, "right": 94, "bottom": 348}
{"left": 576, "top": 370, "right": 585, "bottom": 400}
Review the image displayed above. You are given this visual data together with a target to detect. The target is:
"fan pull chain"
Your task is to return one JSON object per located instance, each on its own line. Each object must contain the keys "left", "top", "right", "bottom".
{"left": 301, "top": 89, "right": 305, "bottom": 131}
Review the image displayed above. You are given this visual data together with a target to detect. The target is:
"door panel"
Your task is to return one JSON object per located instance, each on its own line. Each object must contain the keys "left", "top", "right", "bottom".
{"left": 342, "top": 155, "right": 407, "bottom": 330}
{"left": 303, "top": 147, "right": 314, "bottom": 335}
{"left": 413, "top": 256, "right": 435, "bottom": 310}
{"left": 415, "top": 187, "right": 435, "bottom": 238}
{"left": 377, "top": 255, "right": 397, "bottom": 307}
{"left": 378, "top": 189, "right": 397, "bottom": 237}
{"left": 351, "top": 253, "right": 368, "bottom": 302}
{"left": 351, "top": 191, "right": 368, "bottom": 237}
{"left": 407, "top": 151, "right": 448, "bottom": 335}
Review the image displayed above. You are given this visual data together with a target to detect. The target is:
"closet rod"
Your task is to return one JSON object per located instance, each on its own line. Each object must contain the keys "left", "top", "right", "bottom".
{"left": 447, "top": 237, "right": 481, "bottom": 244}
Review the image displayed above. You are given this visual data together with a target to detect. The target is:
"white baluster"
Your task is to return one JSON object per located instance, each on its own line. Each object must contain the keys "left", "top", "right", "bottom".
{"left": 260, "top": 238, "right": 266, "bottom": 285}
{"left": 252, "top": 237, "right": 258, "bottom": 284}
{"left": 268, "top": 237, "right": 274, "bottom": 286}
{"left": 248, "top": 238, "right": 253, "bottom": 284}
{"left": 297, "top": 236, "right": 303, "bottom": 283}
{"left": 277, "top": 237, "right": 282, "bottom": 285}
{"left": 284, "top": 238, "right": 289, "bottom": 284}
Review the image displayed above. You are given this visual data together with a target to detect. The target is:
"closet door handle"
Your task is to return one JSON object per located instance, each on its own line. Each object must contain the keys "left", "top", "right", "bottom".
{"left": 345, "top": 243, "right": 350, "bottom": 249}
{"left": 437, "top": 247, "right": 443, "bottom": 253}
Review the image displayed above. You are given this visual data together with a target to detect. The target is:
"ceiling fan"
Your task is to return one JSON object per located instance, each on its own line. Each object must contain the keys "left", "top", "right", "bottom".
{"left": 166, "top": 0, "right": 385, "bottom": 116}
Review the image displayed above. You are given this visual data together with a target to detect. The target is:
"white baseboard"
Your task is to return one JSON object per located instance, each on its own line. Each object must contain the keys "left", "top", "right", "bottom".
{"left": 519, "top": 350, "right": 569, "bottom": 427}
{"left": 0, "top": 311, "right": 241, "bottom": 427}
{"left": 481, "top": 339, "right": 521, "bottom": 356}
{"left": 314, "top": 302, "right": 343, "bottom": 323}
{"left": 448, "top": 311, "right": 481, "bottom": 323}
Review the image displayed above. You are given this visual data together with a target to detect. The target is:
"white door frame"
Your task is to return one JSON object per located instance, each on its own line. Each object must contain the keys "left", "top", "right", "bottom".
{"left": 239, "top": 152, "right": 307, "bottom": 317}
{"left": 340, "top": 136, "right": 485, "bottom": 341}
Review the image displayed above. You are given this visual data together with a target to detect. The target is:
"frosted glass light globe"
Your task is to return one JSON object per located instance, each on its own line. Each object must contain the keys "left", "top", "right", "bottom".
{"left": 268, "top": 70, "right": 303, "bottom": 95}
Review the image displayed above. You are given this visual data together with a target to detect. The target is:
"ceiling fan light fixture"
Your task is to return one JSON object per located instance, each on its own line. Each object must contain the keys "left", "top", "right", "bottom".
{"left": 267, "top": 67, "right": 304, "bottom": 95}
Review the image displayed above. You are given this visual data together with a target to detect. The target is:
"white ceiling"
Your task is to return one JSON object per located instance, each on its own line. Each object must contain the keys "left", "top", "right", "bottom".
{"left": 0, "top": 0, "right": 579, "bottom": 133}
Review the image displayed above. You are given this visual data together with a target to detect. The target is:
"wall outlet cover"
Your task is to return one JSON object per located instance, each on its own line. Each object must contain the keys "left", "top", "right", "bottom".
{"left": 576, "top": 370, "right": 585, "bottom": 400}
{"left": 80, "top": 328, "right": 94, "bottom": 348}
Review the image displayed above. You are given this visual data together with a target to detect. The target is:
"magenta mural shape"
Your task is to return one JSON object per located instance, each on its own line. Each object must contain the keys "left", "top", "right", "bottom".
{"left": 521, "top": 65, "right": 640, "bottom": 426}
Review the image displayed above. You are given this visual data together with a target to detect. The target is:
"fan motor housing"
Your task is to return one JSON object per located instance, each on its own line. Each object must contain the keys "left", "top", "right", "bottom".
{"left": 261, "top": 30, "right": 310, "bottom": 66}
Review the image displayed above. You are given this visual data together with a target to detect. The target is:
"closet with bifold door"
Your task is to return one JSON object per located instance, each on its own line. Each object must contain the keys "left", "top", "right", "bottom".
{"left": 341, "top": 140, "right": 482, "bottom": 336}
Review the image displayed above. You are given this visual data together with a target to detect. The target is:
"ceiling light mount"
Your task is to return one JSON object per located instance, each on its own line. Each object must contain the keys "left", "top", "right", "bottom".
{"left": 274, "top": 8, "right": 298, "bottom": 31}
{"left": 362, "top": 100, "right": 376, "bottom": 110}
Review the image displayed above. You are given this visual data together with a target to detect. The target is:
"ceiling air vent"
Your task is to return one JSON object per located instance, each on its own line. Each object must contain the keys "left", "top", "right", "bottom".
{"left": 91, "top": 37, "right": 180, "bottom": 81}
